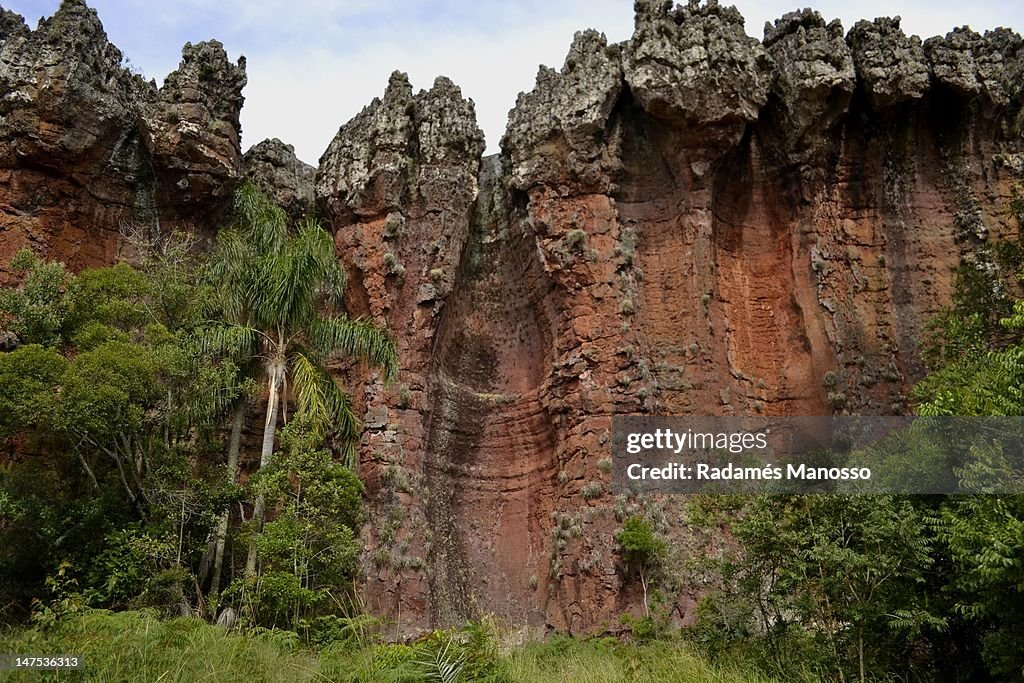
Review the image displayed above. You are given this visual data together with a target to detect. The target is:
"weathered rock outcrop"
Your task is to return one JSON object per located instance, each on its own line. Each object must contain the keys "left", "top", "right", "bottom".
{"left": 316, "top": 1, "right": 1024, "bottom": 637}
{"left": 243, "top": 138, "right": 316, "bottom": 220}
{"left": 847, "top": 17, "right": 930, "bottom": 108}
{"left": 503, "top": 30, "right": 622, "bottom": 192}
{"left": 924, "top": 26, "right": 1024, "bottom": 105}
{"left": 0, "top": 0, "right": 245, "bottom": 282}
{"left": 317, "top": 72, "right": 487, "bottom": 631}
{"left": 760, "top": 9, "right": 855, "bottom": 167}
{"left": 623, "top": 0, "right": 773, "bottom": 149}
{"left": 142, "top": 40, "right": 246, "bottom": 218}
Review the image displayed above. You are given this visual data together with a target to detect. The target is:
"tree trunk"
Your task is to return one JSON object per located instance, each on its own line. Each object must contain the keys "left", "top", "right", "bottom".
{"left": 246, "top": 365, "right": 283, "bottom": 576}
{"left": 211, "top": 397, "right": 245, "bottom": 594}
{"left": 859, "top": 626, "right": 865, "bottom": 683}
{"left": 640, "top": 568, "right": 649, "bottom": 617}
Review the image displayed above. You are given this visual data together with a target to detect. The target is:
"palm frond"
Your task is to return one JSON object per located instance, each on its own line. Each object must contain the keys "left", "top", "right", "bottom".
{"left": 291, "top": 350, "right": 331, "bottom": 431}
{"left": 234, "top": 182, "right": 287, "bottom": 254}
{"left": 247, "top": 234, "right": 319, "bottom": 332}
{"left": 193, "top": 323, "right": 260, "bottom": 362}
{"left": 205, "top": 228, "right": 254, "bottom": 323}
{"left": 416, "top": 637, "right": 466, "bottom": 683}
{"left": 307, "top": 316, "right": 399, "bottom": 384}
{"left": 298, "top": 216, "right": 348, "bottom": 306}
{"left": 290, "top": 350, "right": 361, "bottom": 465}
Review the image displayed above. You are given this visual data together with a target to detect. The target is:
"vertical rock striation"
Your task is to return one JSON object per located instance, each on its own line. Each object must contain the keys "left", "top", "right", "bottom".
{"left": 316, "top": 1, "right": 1024, "bottom": 636}
{"left": 317, "top": 72, "right": 487, "bottom": 633}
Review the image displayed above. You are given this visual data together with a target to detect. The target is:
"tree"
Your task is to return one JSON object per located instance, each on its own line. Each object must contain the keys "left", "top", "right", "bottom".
{"left": 201, "top": 184, "right": 398, "bottom": 577}
{"left": 0, "top": 248, "right": 71, "bottom": 348}
{"left": 616, "top": 515, "right": 666, "bottom": 618}
{"left": 915, "top": 298, "right": 1024, "bottom": 677}
{"left": 229, "top": 417, "right": 364, "bottom": 630}
{"left": 693, "top": 495, "right": 942, "bottom": 682}
{"left": 0, "top": 243, "right": 245, "bottom": 621}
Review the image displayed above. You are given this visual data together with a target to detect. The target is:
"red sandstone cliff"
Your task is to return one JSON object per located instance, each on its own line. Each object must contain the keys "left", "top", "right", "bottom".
{"left": 2, "top": 0, "right": 1023, "bottom": 639}
{"left": 315, "top": 2, "right": 1024, "bottom": 635}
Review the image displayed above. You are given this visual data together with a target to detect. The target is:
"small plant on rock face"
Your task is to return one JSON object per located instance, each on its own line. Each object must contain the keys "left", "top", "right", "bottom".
{"left": 827, "top": 391, "right": 846, "bottom": 410}
{"left": 614, "top": 227, "right": 637, "bottom": 265}
{"left": 383, "top": 212, "right": 405, "bottom": 239}
{"left": 566, "top": 229, "right": 586, "bottom": 252}
{"left": 383, "top": 253, "right": 405, "bottom": 279}
{"left": 616, "top": 516, "right": 666, "bottom": 617}
{"left": 581, "top": 481, "right": 603, "bottom": 500}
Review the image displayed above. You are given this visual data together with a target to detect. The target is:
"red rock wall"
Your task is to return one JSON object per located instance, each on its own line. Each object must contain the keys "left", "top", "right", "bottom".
{"left": 316, "top": 4, "right": 1024, "bottom": 637}
{"left": 5, "top": 0, "right": 1023, "bottom": 640}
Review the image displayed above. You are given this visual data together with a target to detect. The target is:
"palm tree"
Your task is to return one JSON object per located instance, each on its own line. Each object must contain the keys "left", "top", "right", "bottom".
{"left": 202, "top": 184, "right": 398, "bottom": 578}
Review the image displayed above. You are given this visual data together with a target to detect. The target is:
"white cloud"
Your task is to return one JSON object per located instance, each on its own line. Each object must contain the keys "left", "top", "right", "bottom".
{"left": 238, "top": 0, "right": 635, "bottom": 163}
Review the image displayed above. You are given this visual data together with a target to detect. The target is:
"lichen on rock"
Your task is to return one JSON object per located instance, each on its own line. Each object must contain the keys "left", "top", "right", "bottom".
{"left": 847, "top": 16, "right": 930, "bottom": 108}
{"left": 623, "top": 0, "right": 773, "bottom": 137}
{"left": 502, "top": 29, "right": 623, "bottom": 192}
{"left": 243, "top": 138, "right": 316, "bottom": 221}
{"left": 925, "top": 26, "right": 1024, "bottom": 105}
{"left": 141, "top": 40, "right": 247, "bottom": 206}
{"left": 761, "top": 9, "right": 855, "bottom": 165}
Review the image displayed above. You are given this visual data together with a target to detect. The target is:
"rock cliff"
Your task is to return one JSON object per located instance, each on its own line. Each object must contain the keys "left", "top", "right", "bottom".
{"left": 316, "top": 1, "right": 1024, "bottom": 635}
{"left": 3, "top": 0, "right": 1023, "bottom": 638}
{"left": 0, "top": 0, "right": 246, "bottom": 282}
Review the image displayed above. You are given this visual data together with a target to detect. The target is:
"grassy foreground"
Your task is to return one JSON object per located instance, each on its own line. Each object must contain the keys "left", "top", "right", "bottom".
{"left": 0, "top": 609, "right": 778, "bottom": 682}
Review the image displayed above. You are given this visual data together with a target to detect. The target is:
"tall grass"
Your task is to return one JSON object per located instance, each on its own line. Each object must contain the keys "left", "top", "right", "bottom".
{"left": 0, "top": 609, "right": 781, "bottom": 682}
{"left": 0, "top": 610, "right": 323, "bottom": 682}
{"left": 501, "top": 636, "right": 781, "bottom": 683}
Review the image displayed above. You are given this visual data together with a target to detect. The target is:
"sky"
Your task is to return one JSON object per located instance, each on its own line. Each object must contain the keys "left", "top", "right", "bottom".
{"left": 6, "top": 1, "right": 1024, "bottom": 165}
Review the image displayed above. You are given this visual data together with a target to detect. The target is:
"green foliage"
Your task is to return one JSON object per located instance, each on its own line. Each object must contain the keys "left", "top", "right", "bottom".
{"left": 0, "top": 200, "right": 387, "bottom": 625}
{"left": 57, "top": 340, "right": 161, "bottom": 441}
{"left": 617, "top": 516, "right": 665, "bottom": 565}
{"left": 691, "top": 495, "right": 942, "bottom": 682}
{"left": 935, "top": 495, "right": 1024, "bottom": 677}
{"left": 0, "top": 610, "right": 782, "bottom": 683}
{"left": 67, "top": 262, "right": 151, "bottom": 332}
{"left": 224, "top": 418, "right": 364, "bottom": 630}
{"left": 0, "top": 248, "right": 72, "bottom": 346}
{"left": 616, "top": 516, "right": 667, "bottom": 622}
{"left": 915, "top": 300, "right": 1024, "bottom": 416}
{"left": 203, "top": 183, "right": 398, "bottom": 464}
{"left": 0, "top": 344, "right": 66, "bottom": 438}
{"left": 0, "top": 241, "right": 248, "bottom": 622}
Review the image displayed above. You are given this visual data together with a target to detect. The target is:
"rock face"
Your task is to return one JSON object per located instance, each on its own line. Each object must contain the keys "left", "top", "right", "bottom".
{"left": 317, "top": 72, "right": 487, "bottom": 630}
{"left": 0, "top": 0, "right": 246, "bottom": 282}
{"left": 243, "top": 138, "right": 316, "bottom": 221}
{"left": 624, "top": 0, "right": 773, "bottom": 149}
{"left": 847, "top": 17, "right": 930, "bottom": 108}
{"left": 316, "top": 2, "right": 1024, "bottom": 637}
{"left": 760, "top": 9, "right": 855, "bottom": 167}
{"left": 142, "top": 40, "right": 246, "bottom": 219}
